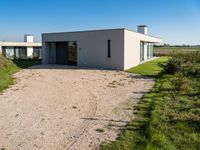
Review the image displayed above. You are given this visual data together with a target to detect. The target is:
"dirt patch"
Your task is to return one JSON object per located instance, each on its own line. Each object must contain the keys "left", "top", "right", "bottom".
{"left": 0, "top": 65, "right": 154, "bottom": 150}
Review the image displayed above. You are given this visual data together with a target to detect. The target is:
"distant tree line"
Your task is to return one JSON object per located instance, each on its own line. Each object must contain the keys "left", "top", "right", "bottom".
{"left": 155, "top": 44, "right": 200, "bottom": 48}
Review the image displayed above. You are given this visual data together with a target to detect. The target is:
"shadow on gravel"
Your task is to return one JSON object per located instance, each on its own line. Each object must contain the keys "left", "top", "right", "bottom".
{"left": 80, "top": 117, "right": 129, "bottom": 124}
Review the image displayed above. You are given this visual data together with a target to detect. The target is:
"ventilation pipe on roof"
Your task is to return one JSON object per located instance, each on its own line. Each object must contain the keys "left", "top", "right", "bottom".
{"left": 137, "top": 25, "right": 148, "bottom": 35}
{"left": 24, "top": 34, "right": 34, "bottom": 43}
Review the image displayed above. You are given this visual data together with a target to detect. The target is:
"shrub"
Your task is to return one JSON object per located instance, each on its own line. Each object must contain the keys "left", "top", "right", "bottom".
{"left": 178, "top": 51, "right": 200, "bottom": 63}
{"left": 162, "top": 56, "right": 183, "bottom": 74}
{"left": 171, "top": 73, "right": 189, "bottom": 91}
{"left": 182, "top": 62, "right": 200, "bottom": 76}
{"left": 161, "top": 52, "right": 200, "bottom": 75}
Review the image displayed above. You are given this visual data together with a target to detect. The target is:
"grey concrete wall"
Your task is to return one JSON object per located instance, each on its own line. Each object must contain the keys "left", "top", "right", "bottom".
{"left": 42, "top": 29, "right": 125, "bottom": 70}
{"left": 46, "top": 42, "right": 56, "bottom": 64}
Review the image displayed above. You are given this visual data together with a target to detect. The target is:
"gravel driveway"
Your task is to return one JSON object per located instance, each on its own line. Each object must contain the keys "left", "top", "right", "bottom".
{"left": 0, "top": 65, "right": 154, "bottom": 150}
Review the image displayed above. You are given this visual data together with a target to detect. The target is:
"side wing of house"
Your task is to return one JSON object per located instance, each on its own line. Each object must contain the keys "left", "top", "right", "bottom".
{"left": 0, "top": 42, "right": 42, "bottom": 59}
{"left": 124, "top": 29, "right": 161, "bottom": 70}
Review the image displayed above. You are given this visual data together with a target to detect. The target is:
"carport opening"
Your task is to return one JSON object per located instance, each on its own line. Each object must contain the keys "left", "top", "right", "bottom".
{"left": 48, "top": 41, "right": 77, "bottom": 65}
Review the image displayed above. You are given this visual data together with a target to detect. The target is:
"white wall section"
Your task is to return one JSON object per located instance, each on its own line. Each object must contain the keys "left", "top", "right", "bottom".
{"left": 42, "top": 28, "right": 161, "bottom": 70}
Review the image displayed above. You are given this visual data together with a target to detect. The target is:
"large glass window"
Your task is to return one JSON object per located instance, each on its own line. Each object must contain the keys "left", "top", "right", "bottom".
{"left": 147, "top": 44, "right": 150, "bottom": 59}
{"left": 18, "top": 47, "right": 27, "bottom": 58}
{"left": 33, "top": 47, "right": 42, "bottom": 59}
{"left": 146, "top": 43, "right": 154, "bottom": 59}
{"left": 140, "top": 42, "right": 144, "bottom": 61}
{"left": 149, "top": 44, "right": 154, "bottom": 58}
{"left": 3, "top": 47, "right": 14, "bottom": 58}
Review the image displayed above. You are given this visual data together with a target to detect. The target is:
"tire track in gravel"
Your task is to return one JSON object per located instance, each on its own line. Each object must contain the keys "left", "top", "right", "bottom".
{"left": 64, "top": 90, "right": 98, "bottom": 150}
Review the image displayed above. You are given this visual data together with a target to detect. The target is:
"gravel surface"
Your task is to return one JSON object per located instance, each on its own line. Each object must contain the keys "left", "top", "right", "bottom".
{"left": 0, "top": 65, "right": 154, "bottom": 150}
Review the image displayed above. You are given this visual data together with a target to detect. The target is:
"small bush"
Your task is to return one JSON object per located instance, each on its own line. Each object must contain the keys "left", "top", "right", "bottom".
{"left": 161, "top": 52, "right": 200, "bottom": 75}
{"left": 182, "top": 62, "right": 200, "bottom": 76}
{"left": 171, "top": 73, "right": 189, "bottom": 91}
{"left": 162, "top": 56, "right": 183, "bottom": 74}
{"left": 178, "top": 51, "right": 200, "bottom": 63}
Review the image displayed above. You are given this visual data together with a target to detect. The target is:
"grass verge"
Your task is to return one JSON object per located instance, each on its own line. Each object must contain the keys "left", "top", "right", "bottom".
{"left": 0, "top": 55, "right": 41, "bottom": 93}
{"left": 103, "top": 57, "right": 200, "bottom": 150}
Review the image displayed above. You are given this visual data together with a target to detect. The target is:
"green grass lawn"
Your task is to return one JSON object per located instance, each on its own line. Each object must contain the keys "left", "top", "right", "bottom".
{"left": 127, "top": 57, "right": 168, "bottom": 77}
{"left": 103, "top": 57, "right": 200, "bottom": 150}
{"left": 0, "top": 55, "right": 41, "bottom": 93}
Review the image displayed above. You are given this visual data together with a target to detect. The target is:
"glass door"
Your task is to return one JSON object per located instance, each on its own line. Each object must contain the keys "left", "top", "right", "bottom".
{"left": 68, "top": 41, "right": 77, "bottom": 65}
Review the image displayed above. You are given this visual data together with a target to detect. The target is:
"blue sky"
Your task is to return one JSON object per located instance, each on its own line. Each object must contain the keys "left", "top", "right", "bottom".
{"left": 0, "top": 0, "right": 199, "bottom": 45}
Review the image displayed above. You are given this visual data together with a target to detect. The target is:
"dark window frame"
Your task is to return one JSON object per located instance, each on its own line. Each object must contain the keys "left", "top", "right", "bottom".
{"left": 107, "top": 40, "right": 111, "bottom": 58}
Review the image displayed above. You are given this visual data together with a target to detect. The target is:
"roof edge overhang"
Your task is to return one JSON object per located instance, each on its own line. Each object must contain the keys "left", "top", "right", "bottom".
{"left": 0, "top": 42, "right": 42, "bottom": 47}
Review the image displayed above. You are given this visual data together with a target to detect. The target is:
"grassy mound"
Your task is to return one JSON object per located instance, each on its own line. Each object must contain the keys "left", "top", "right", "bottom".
{"left": 0, "top": 55, "right": 41, "bottom": 93}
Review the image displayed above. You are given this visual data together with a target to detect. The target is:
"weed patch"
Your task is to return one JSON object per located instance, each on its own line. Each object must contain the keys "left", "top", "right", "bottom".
{"left": 96, "top": 128, "right": 105, "bottom": 133}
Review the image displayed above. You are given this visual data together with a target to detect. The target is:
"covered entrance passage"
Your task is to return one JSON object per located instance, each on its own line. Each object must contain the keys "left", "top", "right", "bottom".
{"left": 47, "top": 41, "right": 77, "bottom": 65}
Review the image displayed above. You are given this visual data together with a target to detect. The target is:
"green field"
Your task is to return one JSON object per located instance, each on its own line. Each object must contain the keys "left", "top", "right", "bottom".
{"left": 154, "top": 46, "right": 200, "bottom": 56}
{"left": 0, "top": 55, "right": 41, "bottom": 93}
{"left": 103, "top": 56, "right": 200, "bottom": 150}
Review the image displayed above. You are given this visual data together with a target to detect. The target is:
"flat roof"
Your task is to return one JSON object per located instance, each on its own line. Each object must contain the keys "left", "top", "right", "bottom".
{"left": 0, "top": 41, "right": 42, "bottom": 47}
{"left": 42, "top": 28, "right": 125, "bottom": 35}
{"left": 42, "top": 28, "right": 161, "bottom": 39}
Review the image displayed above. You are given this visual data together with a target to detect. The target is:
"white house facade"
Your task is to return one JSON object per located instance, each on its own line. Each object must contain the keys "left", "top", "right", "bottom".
{"left": 0, "top": 35, "right": 42, "bottom": 59}
{"left": 42, "top": 26, "right": 161, "bottom": 70}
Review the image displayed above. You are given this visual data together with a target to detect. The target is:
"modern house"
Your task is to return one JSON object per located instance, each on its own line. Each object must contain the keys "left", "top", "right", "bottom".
{"left": 42, "top": 25, "right": 161, "bottom": 70}
{"left": 0, "top": 35, "right": 42, "bottom": 59}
